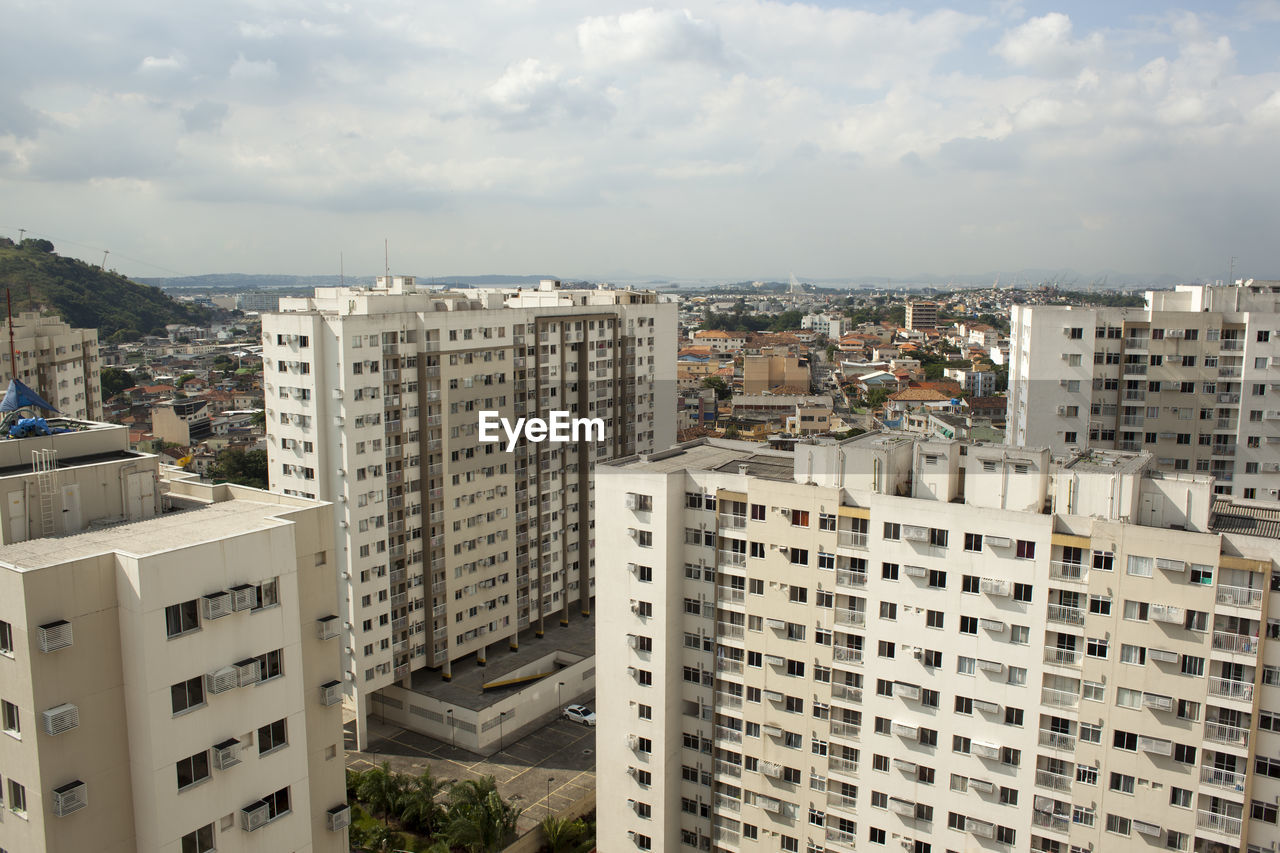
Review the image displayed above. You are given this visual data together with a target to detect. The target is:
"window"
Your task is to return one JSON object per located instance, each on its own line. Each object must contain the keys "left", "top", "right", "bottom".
{"left": 927, "top": 569, "right": 946, "bottom": 588}
{"left": 637, "top": 670, "right": 652, "bottom": 686}
{"left": 964, "top": 533, "right": 982, "bottom": 551}
{"left": 874, "top": 753, "right": 890, "bottom": 771}
{"left": 262, "top": 786, "right": 291, "bottom": 822}
{"left": 1180, "top": 655, "right": 1204, "bottom": 677}
{"left": 790, "top": 509, "right": 809, "bottom": 527}
{"left": 953, "top": 735, "right": 971, "bottom": 754}
{"left": 882, "top": 562, "right": 898, "bottom": 580}
{"left": 926, "top": 610, "right": 944, "bottom": 629}
{"left": 957, "top": 656, "right": 975, "bottom": 675}
{"left": 1109, "top": 772, "right": 1135, "bottom": 794}
{"left": 923, "top": 649, "right": 942, "bottom": 668}
{"left": 1079, "top": 722, "right": 1102, "bottom": 743}
{"left": 1086, "top": 637, "right": 1108, "bottom": 658}
{"left": 1077, "top": 764, "right": 1098, "bottom": 785}
{"left": 1009, "top": 625, "right": 1029, "bottom": 644}
{"left": 955, "top": 696, "right": 973, "bottom": 715}
{"left": 8, "top": 778, "right": 26, "bottom": 815}
{"left": 1123, "top": 600, "right": 1148, "bottom": 621}
{"left": 929, "top": 528, "right": 948, "bottom": 548}
{"left": 1007, "top": 666, "right": 1026, "bottom": 685}
{"left": 637, "top": 565, "right": 652, "bottom": 582}
{"left": 750, "top": 503, "right": 765, "bottom": 520}
{"left": 1082, "top": 680, "right": 1105, "bottom": 702}
{"left": 871, "top": 791, "right": 888, "bottom": 808}
{"left": 1000, "top": 786, "right": 1018, "bottom": 805}
{"left": 1173, "top": 743, "right": 1196, "bottom": 765}
{"left": 869, "top": 827, "right": 886, "bottom": 844}
{"left": 1013, "top": 583, "right": 1033, "bottom": 602}
{"left": 1119, "top": 644, "right": 1146, "bottom": 665}
{"left": 0, "top": 619, "right": 11, "bottom": 655}
{"left": 181, "top": 823, "right": 216, "bottom": 853}
{"left": 259, "top": 718, "right": 288, "bottom": 755}
{"left": 1015, "top": 540, "right": 1035, "bottom": 559}
{"left": 176, "top": 749, "right": 211, "bottom": 791}
{"left": 1252, "top": 800, "right": 1278, "bottom": 824}
{"left": 883, "top": 522, "right": 900, "bottom": 540}
{"left": 1088, "top": 595, "right": 1111, "bottom": 615}
{"left": 171, "top": 676, "right": 205, "bottom": 715}
{"left": 1004, "top": 707, "right": 1023, "bottom": 727}
{"left": 254, "top": 649, "right": 285, "bottom": 682}
{"left": 165, "top": 600, "right": 201, "bottom": 638}
{"left": 877, "top": 641, "right": 895, "bottom": 658}
{"left": 959, "top": 616, "right": 977, "bottom": 635}
{"left": 1113, "top": 730, "right": 1137, "bottom": 751}
{"left": 962, "top": 574, "right": 979, "bottom": 594}
{"left": 1126, "top": 555, "right": 1153, "bottom": 576}
{"left": 879, "top": 601, "right": 897, "bottom": 620}
{"left": 788, "top": 585, "right": 807, "bottom": 602}
{"left": 637, "top": 530, "right": 652, "bottom": 547}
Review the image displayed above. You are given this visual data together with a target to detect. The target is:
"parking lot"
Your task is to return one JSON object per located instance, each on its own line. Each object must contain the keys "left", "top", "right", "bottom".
{"left": 347, "top": 694, "right": 597, "bottom": 836}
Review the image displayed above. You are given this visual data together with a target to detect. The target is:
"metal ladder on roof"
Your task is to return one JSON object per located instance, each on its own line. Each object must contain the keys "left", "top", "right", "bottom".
{"left": 33, "top": 448, "right": 58, "bottom": 537}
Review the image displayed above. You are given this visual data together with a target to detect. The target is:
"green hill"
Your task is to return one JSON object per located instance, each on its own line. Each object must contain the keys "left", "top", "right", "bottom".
{"left": 0, "top": 238, "right": 216, "bottom": 341}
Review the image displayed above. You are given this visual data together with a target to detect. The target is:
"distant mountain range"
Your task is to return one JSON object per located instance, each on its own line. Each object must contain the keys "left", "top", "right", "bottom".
{"left": 138, "top": 273, "right": 563, "bottom": 291}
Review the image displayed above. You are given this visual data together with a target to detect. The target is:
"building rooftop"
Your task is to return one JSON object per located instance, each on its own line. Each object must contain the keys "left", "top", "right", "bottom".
{"left": 0, "top": 492, "right": 315, "bottom": 571}
{"left": 1210, "top": 500, "right": 1280, "bottom": 540}
{"left": 609, "top": 439, "right": 793, "bottom": 479}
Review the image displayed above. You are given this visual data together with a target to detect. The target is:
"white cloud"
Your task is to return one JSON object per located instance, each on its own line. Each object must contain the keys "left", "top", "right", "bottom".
{"left": 578, "top": 8, "right": 724, "bottom": 67}
{"left": 994, "top": 13, "right": 1104, "bottom": 75}
{"left": 138, "top": 53, "right": 187, "bottom": 72}
{"left": 229, "top": 54, "right": 279, "bottom": 81}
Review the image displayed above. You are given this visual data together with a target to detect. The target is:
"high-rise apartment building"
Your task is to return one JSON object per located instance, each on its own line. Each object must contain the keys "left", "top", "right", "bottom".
{"left": 597, "top": 433, "right": 1278, "bottom": 853}
{"left": 1, "top": 311, "right": 101, "bottom": 419}
{"left": 0, "top": 419, "right": 348, "bottom": 853}
{"left": 262, "top": 276, "right": 676, "bottom": 747}
{"left": 904, "top": 300, "right": 938, "bottom": 331}
{"left": 1007, "top": 280, "right": 1280, "bottom": 500}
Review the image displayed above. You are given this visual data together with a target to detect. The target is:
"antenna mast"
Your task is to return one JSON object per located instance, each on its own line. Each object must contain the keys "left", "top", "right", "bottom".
{"left": 7, "top": 289, "right": 17, "bottom": 382}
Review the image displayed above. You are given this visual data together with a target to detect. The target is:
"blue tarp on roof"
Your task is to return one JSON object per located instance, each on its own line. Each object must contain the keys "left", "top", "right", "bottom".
{"left": 0, "top": 378, "right": 59, "bottom": 414}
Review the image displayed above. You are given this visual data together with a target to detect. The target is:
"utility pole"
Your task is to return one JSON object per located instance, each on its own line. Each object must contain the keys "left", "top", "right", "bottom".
{"left": 101, "top": 249, "right": 109, "bottom": 270}
{"left": 17, "top": 228, "right": 25, "bottom": 245}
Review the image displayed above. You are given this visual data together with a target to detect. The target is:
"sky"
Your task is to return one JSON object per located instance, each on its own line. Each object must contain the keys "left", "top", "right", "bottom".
{"left": 2, "top": 0, "right": 1280, "bottom": 283}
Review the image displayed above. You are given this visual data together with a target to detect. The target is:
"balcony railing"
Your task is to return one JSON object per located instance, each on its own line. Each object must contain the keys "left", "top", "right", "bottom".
{"left": 825, "top": 827, "right": 858, "bottom": 850}
{"left": 714, "top": 759, "right": 742, "bottom": 778}
{"left": 716, "top": 622, "right": 745, "bottom": 640}
{"left": 834, "top": 609, "right": 865, "bottom": 628}
{"left": 833, "top": 646, "right": 863, "bottom": 666}
{"left": 826, "top": 791, "right": 858, "bottom": 812}
{"left": 837, "top": 531, "right": 868, "bottom": 549}
{"left": 1204, "top": 721, "right": 1250, "bottom": 748}
{"left": 1196, "top": 810, "right": 1243, "bottom": 837}
{"left": 829, "top": 719, "right": 860, "bottom": 741}
{"left": 714, "top": 725, "right": 742, "bottom": 744}
{"left": 1034, "top": 770, "right": 1072, "bottom": 792}
{"left": 1032, "top": 811, "right": 1070, "bottom": 834}
{"left": 1216, "top": 585, "right": 1262, "bottom": 608}
{"left": 1046, "top": 604, "right": 1085, "bottom": 626}
{"left": 718, "top": 515, "right": 747, "bottom": 532}
{"left": 1041, "top": 687, "right": 1079, "bottom": 708}
{"left": 718, "top": 550, "right": 746, "bottom": 568}
{"left": 714, "top": 690, "right": 743, "bottom": 709}
{"left": 714, "top": 793, "right": 741, "bottom": 813}
{"left": 1211, "top": 632, "right": 1259, "bottom": 655}
{"left": 715, "top": 658, "right": 743, "bottom": 675}
{"left": 1200, "top": 766, "right": 1247, "bottom": 791}
{"left": 718, "top": 587, "right": 745, "bottom": 604}
{"left": 1049, "top": 561, "right": 1088, "bottom": 583}
{"left": 831, "top": 683, "right": 863, "bottom": 704}
{"left": 835, "top": 569, "right": 867, "bottom": 589}
{"left": 1044, "top": 647, "right": 1081, "bottom": 666}
{"left": 828, "top": 756, "right": 859, "bottom": 776}
{"left": 1207, "top": 677, "right": 1254, "bottom": 702}
{"left": 1038, "top": 729, "right": 1076, "bottom": 750}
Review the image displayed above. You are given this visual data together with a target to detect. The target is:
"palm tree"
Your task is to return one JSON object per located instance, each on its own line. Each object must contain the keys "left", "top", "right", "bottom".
{"left": 398, "top": 767, "right": 446, "bottom": 835}
{"left": 362, "top": 821, "right": 401, "bottom": 853}
{"left": 540, "top": 815, "right": 587, "bottom": 852}
{"left": 357, "top": 763, "right": 407, "bottom": 823}
{"left": 346, "top": 767, "right": 365, "bottom": 802}
{"left": 446, "top": 777, "right": 522, "bottom": 853}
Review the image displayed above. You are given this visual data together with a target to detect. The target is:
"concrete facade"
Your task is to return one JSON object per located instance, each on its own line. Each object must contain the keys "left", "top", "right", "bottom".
{"left": 596, "top": 434, "right": 1278, "bottom": 853}
{"left": 1, "top": 312, "right": 101, "bottom": 420}
{"left": 262, "top": 276, "right": 676, "bottom": 749}
{"left": 0, "top": 421, "right": 346, "bottom": 853}
{"left": 1007, "top": 280, "right": 1280, "bottom": 501}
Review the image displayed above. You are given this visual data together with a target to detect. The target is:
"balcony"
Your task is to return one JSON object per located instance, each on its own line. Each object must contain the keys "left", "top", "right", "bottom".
{"left": 714, "top": 517, "right": 749, "bottom": 541}
{"left": 1212, "top": 632, "right": 1259, "bottom": 655}
{"left": 714, "top": 725, "right": 742, "bottom": 744}
{"left": 834, "top": 609, "right": 865, "bottom": 628}
{"left": 1046, "top": 604, "right": 1085, "bottom": 626}
{"left": 1034, "top": 770, "right": 1072, "bottom": 793}
{"left": 718, "top": 587, "right": 745, "bottom": 604}
{"left": 1032, "top": 811, "right": 1070, "bottom": 834}
{"left": 829, "top": 719, "right": 860, "bottom": 741}
{"left": 1196, "top": 810, "right": 1243, "bottom": 837}
{"left": 1200, "top": 766, "right": 1247, "bottom": 792}
{"left": 1040, "top": 687, "right": 1079, "bottom": 708}
{"left": 1049, "top": 561, "right": 1088, "bottom": 583}
{"left": 1211, "top": 444, "right": 1236, "bottom": 457}
{"left": 828, "top": 756, "right": 859, "bottom": 776}
{"left": 831, "top": 683, "right": 862, "bottom": 705}
{"left": 714, "top": 690, "right": 743, "bottom": 709}
{"left": 837, "top": 531, "right": 868, "bottom": 550}
{"left": 715, "top": 658, "right": 743, "bottom": 675}
{"left": 1044, "top": 647, "right": 1081, "bottom": 666}
{"left": 833, "top": 646, "right": 863, "bottom": 667}
{"left": 714, "top": 793, "right": 741, "bottom": 813}
{"left": 1204, "top": 721, "right": 1250, "bottom": 749}
{"left": 714, "top": 759, "right": 742, "bottom": 778}
{"left": 716, "top": 621, "right": 745, "bottom": 640}
{"left": 1122, "top": 363, "right": 1148, "bottom": 375}
{"left": 825, "top": 827, "right": 858, "bottom": 851}
{"left": 1207, "top": 677, "right": 1254, "bottom": 702}
{"left": 1216, "top": 584, "right": 1262, "bottom": 608}
{"left": 835, "top": 569, "right": 867, "bottom": 589}
{"left": 1038, "top": 729, "right": 1076, "bottom": 750}
{"left": 826, "top": 790, "right": 858, "bottom": 813}
{"left": 717, "top": 550, "right": 746, "bottom": 568}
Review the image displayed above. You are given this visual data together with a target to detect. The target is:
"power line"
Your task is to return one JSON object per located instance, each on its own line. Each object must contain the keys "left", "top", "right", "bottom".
{"left": 0, "top": 224, "right": 189, "bottom": 277}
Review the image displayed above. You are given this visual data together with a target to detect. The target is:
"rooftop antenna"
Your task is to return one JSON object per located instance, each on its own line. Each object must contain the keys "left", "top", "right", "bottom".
{"left": 101, "top": 249, "right": 109, "bottom": 270}
{"left": 1228, "top": 256, "right": 1236, "bottom": 285}
{"left": 6, "top": 289, "right": 16, "bottom": 381}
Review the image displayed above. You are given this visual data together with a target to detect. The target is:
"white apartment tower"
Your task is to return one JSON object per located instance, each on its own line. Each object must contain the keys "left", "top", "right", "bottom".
{"left": 0, "top": 419, "right": 348, "bottom": 853}
{"left": 1007, "top": 280, "right": 1280, "bottom": 500}
{"left": 597, "top": 433, "right": 1278, "bottom": 853}
{"left": 262, "top": 276, "right": 676, "bottom": 748}
{"left": 2, "top": 311, "right": 102, "bottom": 419}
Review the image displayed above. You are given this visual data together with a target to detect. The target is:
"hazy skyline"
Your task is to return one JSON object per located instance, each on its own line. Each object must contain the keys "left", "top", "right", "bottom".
{"left": 3, "top": 1, "right": 1279, "bottom": 283}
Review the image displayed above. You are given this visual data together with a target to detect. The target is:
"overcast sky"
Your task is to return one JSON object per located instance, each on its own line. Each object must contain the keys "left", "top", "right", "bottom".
{"left": 2, "top": 1, "right": 1279, "bottom": 283}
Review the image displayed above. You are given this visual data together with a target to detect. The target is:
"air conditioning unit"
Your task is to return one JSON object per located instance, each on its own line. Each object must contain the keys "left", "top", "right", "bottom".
{"left": 626, "top": 734, "right": 639, "bottom": 749}
{"left": 627, "top": 562, "right": 638, "bottom": 574}
{"left": 1056, "top": 406, "right": 1067, "bottom": 414}
{"left": 968, "top": 778, "right": 995, "bottom": 794}
{"left": 229, "top": 584, "right": 259, "bottom": 612}
{"left": 903, "top": 564, "right": 927, "bottom": 578}
{"left": 763, "top": 689, "right": 783, "bottom": 702}
{"left": 627, "top": 666, "right": 638, "bottom": 678}
{"left": 206, "top": 666, "right": 240, "bottom": 695}
{"left": 627, "top": 766, "right": 639, "bottom": 778}
{"left": 977, "top": 659, "right": 1005, "bottom": 674}
{"left": 1156, "top": 558, "right": 1185, "bottom": 572}
{"left": 971, "top": 741, "right": 1001, "bottom": 760}
{"left": 37, "top": 620, "right": 73, "bottom": 653}
{"left": 241, "top": 800, "right": 271, "bottom": 831}
{"left": 212, "top": 737, "right": 242, "bottom": 770}
{"left": 984, "top": 536, "right": 1011, "bottom": 548}
{"left": 234, "top": 659, "right": 262, "bottom": 687}
{"left": 765, "top": 618, "right": 786, "bottom": 630}
{"left": 316, "top": 615, "right": 341, "bottom": 640}
{"left": 979, "top": 618, "right": 1006, "bottom": 632}
{"left": 624, "top": 493, "right": 638, "bottom": 509}
{"left": 630, "top": 601, "right": 642, "bottom": 614}
{"left": 201, "top": 591, "right": 233, "bottom": 620}
{"left": 51, "top": 780, "right": 87, "bottom": 817}
{"left": 627, "top": 528, "right": 639, "bottom": 539}
{"left": 911, "top": 647, "right": 923, "bottom": 660}
{"left": 891, "top": 721, "right": 918, "bottom": 740}
{"left": 42, "top": 703, "right": 79, "bottom": 736}
{"left": 627, "top": 634, "right": 638, "bottom": 649}
{"left": 326, "top": 803, "right": 352, "bottom": 831}
{"left": 760, "top": 761, "right": 783, "bottom": 778}
{"left": 320, "top": 680, "right": 343, "bottom": 706}
{"left": 901, "top": 525, "right": 929, "bottom": 542}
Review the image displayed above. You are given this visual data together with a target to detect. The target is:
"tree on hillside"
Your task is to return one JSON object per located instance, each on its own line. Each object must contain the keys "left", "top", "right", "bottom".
{"left": 208, "top": 449, "right": 268, "bottom": 490}
{"left": 101, "top": 367, "right": 135, "bottom": 399}
{"left": 20, "top": 238, "right": 54, "bottom": 253}
{"left": 702, "top": 376, "right": 731, "bottom": 400}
